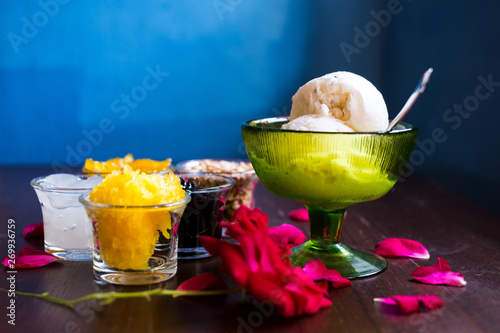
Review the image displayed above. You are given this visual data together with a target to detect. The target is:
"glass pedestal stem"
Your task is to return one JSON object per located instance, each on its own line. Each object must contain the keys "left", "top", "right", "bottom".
{"left": 290, "top": 206, "right": 387, "bottom": 279}
{"left": 308, "top": 207, "right": 344, "bottom": 244}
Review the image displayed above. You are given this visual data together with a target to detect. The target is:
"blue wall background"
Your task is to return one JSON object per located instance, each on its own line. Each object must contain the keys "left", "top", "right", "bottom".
{"left": 1, "top": 0, "right": 499, "bottom": 214}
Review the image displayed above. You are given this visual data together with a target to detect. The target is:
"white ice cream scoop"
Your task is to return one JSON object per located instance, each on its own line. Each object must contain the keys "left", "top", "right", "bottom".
{"left": 282, "top": 114, "right": 354, "bottom": 132}
{"left": 288, "top": 71, "right": 389, "bottom": 132}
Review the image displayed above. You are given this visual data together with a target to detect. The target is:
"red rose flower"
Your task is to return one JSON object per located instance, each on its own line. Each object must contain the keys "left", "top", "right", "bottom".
{"left": 200, "top": 206, "right": 332, "bottom": 317}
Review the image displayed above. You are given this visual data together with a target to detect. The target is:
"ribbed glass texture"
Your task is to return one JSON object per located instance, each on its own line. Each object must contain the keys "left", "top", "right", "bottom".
{"left": 242, "top": 117, "right": 418, "bottom": 212}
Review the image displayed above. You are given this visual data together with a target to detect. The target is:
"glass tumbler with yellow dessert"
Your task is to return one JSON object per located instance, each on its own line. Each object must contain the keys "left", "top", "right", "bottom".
{"left": 79, "top": 167, "right": 190, "bottom": 285}
{"left": 242, "top": 71, "right": 419, "bottom": 279}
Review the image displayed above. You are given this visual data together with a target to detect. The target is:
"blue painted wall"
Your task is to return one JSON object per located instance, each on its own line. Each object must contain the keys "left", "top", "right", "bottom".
{"left": 1, "top": 0, "right": 499, "bottom": 214}
{"left": 0, "top": 0, "right": 314, "bottom": 167}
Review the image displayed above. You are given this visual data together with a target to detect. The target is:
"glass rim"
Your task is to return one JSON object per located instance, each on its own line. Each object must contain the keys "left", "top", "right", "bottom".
{"left": 174, "top": 172, "right": 235, "bottom": 192}
{"left": 82, "top": 168, "right": 173, "bottom": 174}
{"left": 242, "top": 117, "right": 418, "bottom": 135}
{"left": 78, "top": 192, "right": 191, "bottom": 210}
{"left": 175, "top": 159, "right": 256, "bottom": 176}
{"left": 30, "top": 174, "right": 104, "bottom": 192}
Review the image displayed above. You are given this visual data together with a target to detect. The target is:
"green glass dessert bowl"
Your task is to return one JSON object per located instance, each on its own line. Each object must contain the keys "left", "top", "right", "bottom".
{"left": 241, "top": 117, "right": 418, "bottom": 279}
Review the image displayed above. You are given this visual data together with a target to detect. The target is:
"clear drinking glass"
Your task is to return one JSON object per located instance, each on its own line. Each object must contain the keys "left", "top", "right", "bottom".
{"left": 31, "top": 174, "right": 103, "bottom": 260}
{"left": 175, "top": 172, "right": 234, "bottom": 259}
{"left": 79, "top": 193, "right": 191, "bottom": 285}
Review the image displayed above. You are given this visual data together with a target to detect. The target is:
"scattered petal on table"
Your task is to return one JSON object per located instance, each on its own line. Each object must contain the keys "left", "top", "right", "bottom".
{"left": 269, "top": 224, "right": 306, "bottom": 256}
{"left": 23, "top": 222, "right": 44, "bottom": 238}
{"left": 374, "top": 238, "right": 430, "bottom": 259}
{"left": 176, "top": 272, "right": 228, "bottom": 291}
{"left": 374, "top": 295, "right": 444, "bottom": 314}
{"left": 288, "top": 208, "right": 309, "bottom": 222}
{"left": 411, "top": 257, "right": 466, "bottom": 286}
{"left": 2, "top": 246, "right": 59, "bottom": 269}
{"left": 303, "top": 259, "right": 352, "bottom": 288}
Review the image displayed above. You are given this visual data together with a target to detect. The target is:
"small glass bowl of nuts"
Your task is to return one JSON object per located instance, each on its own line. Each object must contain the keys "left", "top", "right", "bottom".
{"left": 175, "top": 159, "right": 259, "bottom": 221}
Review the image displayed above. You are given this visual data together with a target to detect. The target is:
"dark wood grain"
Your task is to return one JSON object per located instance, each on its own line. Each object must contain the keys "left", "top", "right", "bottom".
{"left": 1, "top": 166, "right": 499, "bottom": 333}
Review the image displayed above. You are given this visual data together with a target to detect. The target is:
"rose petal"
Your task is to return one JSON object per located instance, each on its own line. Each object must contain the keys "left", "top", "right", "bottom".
{"left": 176, "top": 272, "right": 228, "bottom": 291}
{"left": 2, "top": 246, "right": 60, "bottom": 269}
{"left": 374, "top": 295, "right": 444, "bottom": 314}
{"left": 222, "top": 207, "right": 285, "bottom": 275}
{"left": 268, "top": 224, "right": 306, "bottom": 256}
{"left": 200, "top": 236, "right": 252, "bottom": 287}
{"left": 173, "top": 222, "right": 178, "bottom": 236}
{"left": 288, "top": 208, "right": 309, "bottom": 222}
{"left": 303, "top": 259, "right": 352, "bottom": 288}
{"left": 411, "top": 257, "right": 467, "bottom": 286}
{"left": 23, "top": 222, "right": 44, "bottom": 238}
{"left": 374, "top": 238, "right": 430, "bottom": 259}
{"left": 247, "top": 275, "right": 298, "bottom": 317}
{"left": 283, "top": 267, "right": 333, "bottom": 315}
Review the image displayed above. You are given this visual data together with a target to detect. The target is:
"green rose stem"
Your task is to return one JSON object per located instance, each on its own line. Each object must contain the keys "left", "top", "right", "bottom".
{"left": 2, "top": 287, "right": 242, "bottom": 308}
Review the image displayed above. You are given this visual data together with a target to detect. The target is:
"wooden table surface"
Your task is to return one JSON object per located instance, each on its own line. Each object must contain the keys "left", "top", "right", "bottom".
{"left": 1, "top": 166, "right": 499, "bottom": 333}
